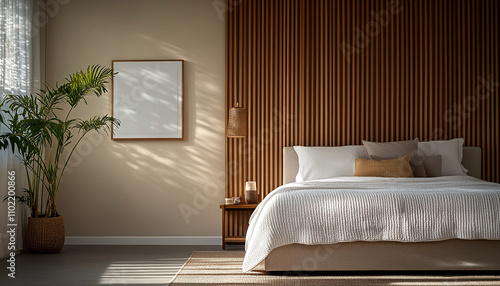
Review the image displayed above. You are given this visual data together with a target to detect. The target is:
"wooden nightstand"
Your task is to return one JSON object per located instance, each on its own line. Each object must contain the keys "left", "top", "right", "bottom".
{"left": 220, "top": 204, "right": 258, "bottom": 249}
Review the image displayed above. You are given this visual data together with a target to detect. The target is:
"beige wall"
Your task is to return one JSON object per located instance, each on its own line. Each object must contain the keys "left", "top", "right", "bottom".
{"left": 45, "top": 0, "right": 225, "bottom": 236}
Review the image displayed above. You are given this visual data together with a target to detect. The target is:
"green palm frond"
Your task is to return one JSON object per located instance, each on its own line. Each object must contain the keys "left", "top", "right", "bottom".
{"left": 75, "top": 114, "right": 120, "bottom": 134}
{"left": 37, "top": 87, "right": 66, "bottom": 117}
{"left": 64, "top": 65, "right": 114, "bottom": 107}
{"left": 2, "top": 94, "right": 40, "bottom": 119}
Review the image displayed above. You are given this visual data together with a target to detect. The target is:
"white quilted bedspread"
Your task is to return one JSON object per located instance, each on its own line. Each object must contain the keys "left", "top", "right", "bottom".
{"left": 243, "top": 176, "right": 500, "bottom": 271}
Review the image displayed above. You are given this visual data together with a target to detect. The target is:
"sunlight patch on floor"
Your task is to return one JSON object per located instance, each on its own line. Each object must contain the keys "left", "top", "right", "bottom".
{"left": 99, "top": 258, "right": 188, "bottom": 285}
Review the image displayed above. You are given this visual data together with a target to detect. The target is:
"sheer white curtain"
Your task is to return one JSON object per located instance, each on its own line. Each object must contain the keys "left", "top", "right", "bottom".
{"left": 0, "top": 0, "right": 42, "bottom": 258}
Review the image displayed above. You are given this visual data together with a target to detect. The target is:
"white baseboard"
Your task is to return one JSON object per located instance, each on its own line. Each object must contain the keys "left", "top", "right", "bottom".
{"left": 65, "top": 236, "right": 222, "bottom": 245}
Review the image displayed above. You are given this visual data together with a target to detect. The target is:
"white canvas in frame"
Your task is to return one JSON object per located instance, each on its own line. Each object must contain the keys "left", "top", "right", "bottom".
{"left": 111, "top": 60, "right": 184, "bottom": 140}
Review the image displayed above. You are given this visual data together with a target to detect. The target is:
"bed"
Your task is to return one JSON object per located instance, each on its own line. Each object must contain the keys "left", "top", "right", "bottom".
{"left": 243, "top": 145, "right": 500, "bottom": 272}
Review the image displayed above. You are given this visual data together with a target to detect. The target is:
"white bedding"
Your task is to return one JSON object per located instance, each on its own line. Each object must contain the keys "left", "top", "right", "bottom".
{"left": 243, "top": 176, "right": 500, "bottom": 272}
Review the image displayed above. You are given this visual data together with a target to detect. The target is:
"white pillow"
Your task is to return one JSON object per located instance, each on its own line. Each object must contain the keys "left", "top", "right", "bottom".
{"left": 294, "top": 146, "right": 369, "bottom": 182}
{"left": 417, "top": 138, "right": 468, "bottom": 176}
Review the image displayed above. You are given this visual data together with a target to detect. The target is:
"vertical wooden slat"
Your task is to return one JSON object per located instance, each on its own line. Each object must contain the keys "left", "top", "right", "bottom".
{"left": 338, "top": 0, "right": 344, "bottom": 146}
{"left": 225, "top": 0, "right": 500, "bottom": 240}
{"left": 495, "top": 0, "right": 500, "bottom": 182}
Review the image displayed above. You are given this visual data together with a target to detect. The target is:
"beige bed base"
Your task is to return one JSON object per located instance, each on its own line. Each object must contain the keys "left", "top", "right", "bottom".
{"left": 266, "top": 240, "right": 500, "bottom": 271}
{"left": 265, "top": 146, "right": 500, "bottom": 271}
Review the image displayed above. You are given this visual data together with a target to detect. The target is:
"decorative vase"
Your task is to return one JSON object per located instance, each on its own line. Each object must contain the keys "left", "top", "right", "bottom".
{"left": 245, "top": 181, "right": 258, "bottom": 204}
{"left": 26, "top": 216, "right": 65, "bottom": 253}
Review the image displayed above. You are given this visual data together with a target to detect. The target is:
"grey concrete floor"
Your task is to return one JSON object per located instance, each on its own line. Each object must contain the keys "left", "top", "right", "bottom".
{"left": 0, "top": 245, "right": 242, "bottom": 286}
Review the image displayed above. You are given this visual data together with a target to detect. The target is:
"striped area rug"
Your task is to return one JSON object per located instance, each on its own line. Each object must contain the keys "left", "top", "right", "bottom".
{"left": 169, "top": 251, "right": 500, "bottom": 285}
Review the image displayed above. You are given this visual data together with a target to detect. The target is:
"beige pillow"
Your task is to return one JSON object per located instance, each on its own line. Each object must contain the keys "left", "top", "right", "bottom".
{"left": 418, "top": 139, "right": 467, "bottom": 176}
{"left": 422, "top": 155, "right": 442, "bottom": 177}
{"left": 362, "top": 139, "right": 427, "bottom": 177}
{"left": 354, "top": 155, "right": 414, "bottom": 178}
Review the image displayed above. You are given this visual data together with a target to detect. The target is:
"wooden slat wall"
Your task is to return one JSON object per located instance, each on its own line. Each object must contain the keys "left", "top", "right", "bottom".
{"left": 225, "top": 0, "right": 500, "bottom": 210}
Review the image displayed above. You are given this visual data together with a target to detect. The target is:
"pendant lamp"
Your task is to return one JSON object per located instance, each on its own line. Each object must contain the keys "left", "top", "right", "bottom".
{"left": 227, "top": 5, "right": 247, "bottom": 138}
{"left": 227, "top": 102, "right": 247, "bottom": 138}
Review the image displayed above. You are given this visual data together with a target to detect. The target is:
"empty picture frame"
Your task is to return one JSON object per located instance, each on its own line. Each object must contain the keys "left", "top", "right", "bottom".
{"left": 111, "top": 60, "right": 184, "bottom": 140}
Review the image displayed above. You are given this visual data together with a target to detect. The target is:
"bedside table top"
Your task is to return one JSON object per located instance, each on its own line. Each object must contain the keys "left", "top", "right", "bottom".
{"left": 220, "top": 204, "right": 258, "bottom": 209}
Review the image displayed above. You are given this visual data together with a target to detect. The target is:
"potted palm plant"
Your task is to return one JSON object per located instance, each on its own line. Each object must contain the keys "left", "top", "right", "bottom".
{"left": 0, "top": 65, "right": 119, "bottom": 253}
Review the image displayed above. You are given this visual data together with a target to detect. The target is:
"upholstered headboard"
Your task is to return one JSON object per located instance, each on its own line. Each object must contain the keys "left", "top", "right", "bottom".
{"left": 283, "top": 146, "right": 482, "bottom": 184}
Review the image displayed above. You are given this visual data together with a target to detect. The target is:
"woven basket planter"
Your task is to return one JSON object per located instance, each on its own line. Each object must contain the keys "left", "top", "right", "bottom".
{"left": 26, "top": 216, "right": 65, "bottom": 253}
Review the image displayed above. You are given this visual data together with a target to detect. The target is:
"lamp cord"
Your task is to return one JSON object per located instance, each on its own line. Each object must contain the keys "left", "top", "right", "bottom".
{"left": 235, "top": 5, "right": 239, "bottom": 107}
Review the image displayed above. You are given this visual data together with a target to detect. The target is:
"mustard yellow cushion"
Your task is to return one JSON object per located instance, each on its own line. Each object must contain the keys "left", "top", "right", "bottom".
{"left": 354, "top": 155, "right": 414, "bottom": 177}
